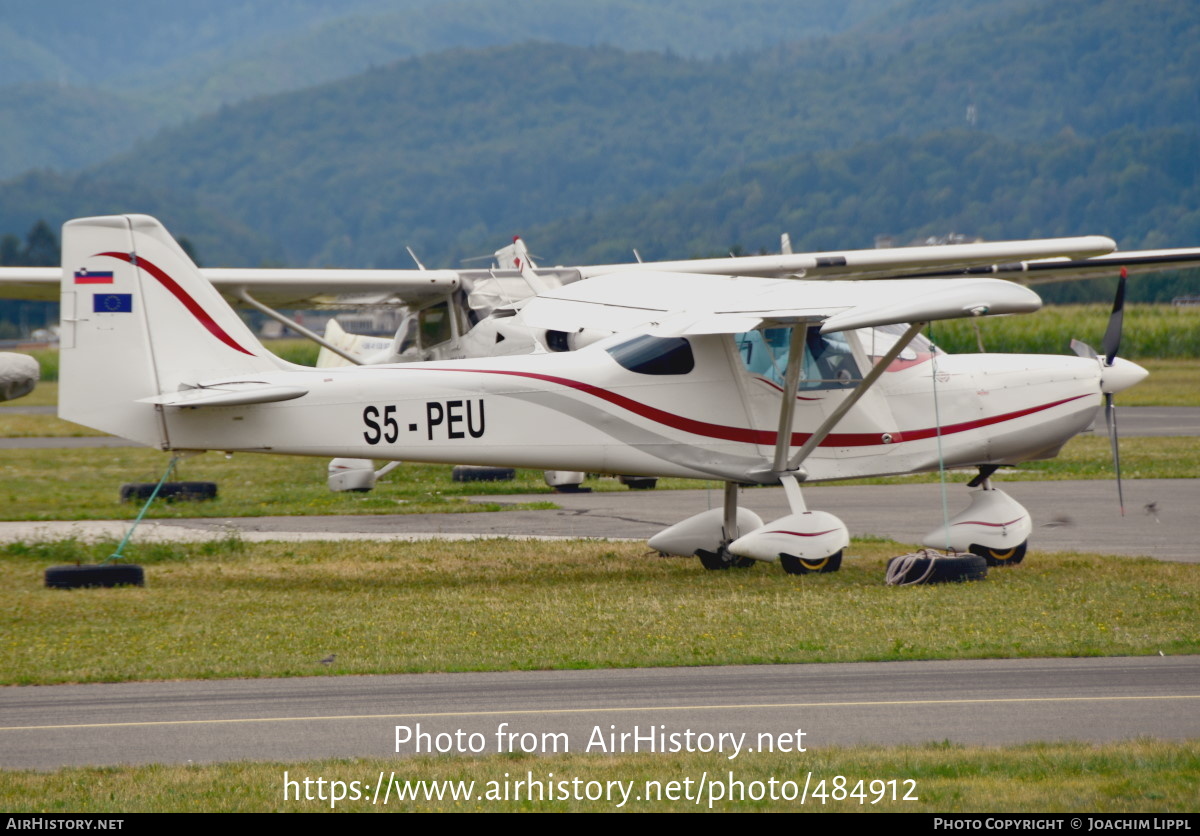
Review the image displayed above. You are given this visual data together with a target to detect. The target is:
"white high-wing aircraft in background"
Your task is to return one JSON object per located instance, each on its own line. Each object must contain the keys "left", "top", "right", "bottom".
{"left": 308, "top": 233, "right": 1200, "bottom": 492}
{"left": 53, "top": 214, "right": 1156, "bottom": 575}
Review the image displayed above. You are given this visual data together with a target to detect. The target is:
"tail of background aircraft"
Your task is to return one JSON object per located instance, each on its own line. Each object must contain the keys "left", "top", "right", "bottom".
{"left": 59, "top": 214, "right": 286, "bottom": 447}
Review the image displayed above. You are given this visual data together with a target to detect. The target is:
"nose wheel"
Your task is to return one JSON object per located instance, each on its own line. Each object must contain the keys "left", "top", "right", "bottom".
{"left": 697, "top": 547, "right": 757, "bottom": 570}
{"left": 780, "top": 550, "right": 843, "bottom": 575}
{"left": 968, "top": 541, "right": 1027, "bottom": 566}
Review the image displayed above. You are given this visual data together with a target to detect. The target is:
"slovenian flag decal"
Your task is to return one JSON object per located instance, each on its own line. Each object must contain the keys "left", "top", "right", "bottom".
{"left": 74, "top": 269, "right": 114, "bottom": 284}
{"left": 93, "top": 293, "right": 133, "bottom": 313}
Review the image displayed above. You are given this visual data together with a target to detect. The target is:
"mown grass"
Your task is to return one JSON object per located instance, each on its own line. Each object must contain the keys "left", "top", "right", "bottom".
{"left": 0, "top": 412, "right": 105, "bottom": 437}
{"left": 1, "top": 740, "right": 1196, "bottom": 812}
{"left": 1120, "top": 358, "right": 1200, "bottom": 406}
{"left": 0, "top": 432, "right": 1195, "bottom": 521}
{"left": 2, "top": 538, "right": 1196, "bottom": 686}
{"left": 835, "top": 434, "right": 1200, "bottom": 486}
{"left": 0, "top": 447, "right": 567, "bottom": 520}
{"left": 0, "top": 379, "right": 57, "bottom": 409}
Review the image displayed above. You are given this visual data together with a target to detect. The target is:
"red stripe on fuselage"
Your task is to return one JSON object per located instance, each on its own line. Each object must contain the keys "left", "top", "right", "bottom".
{"left": 766, "top": 529, "right": 840, "bottom": 537}
{"left": 952, "top": 516, "right": 1026, "bottom": 528}
{"left": 97, "top": 251, "right": 255, "bottom": 356}
{"left": 396, "top": 366, "right": 1092, "bottom": 449}
{"left": 751, "top": 377, "right": 823, "bottom": 400}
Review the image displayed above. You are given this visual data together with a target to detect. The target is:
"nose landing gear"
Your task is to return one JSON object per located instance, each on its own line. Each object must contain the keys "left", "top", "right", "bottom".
{"left": 922, "top": 469, "right": 1031, "bottom": 567}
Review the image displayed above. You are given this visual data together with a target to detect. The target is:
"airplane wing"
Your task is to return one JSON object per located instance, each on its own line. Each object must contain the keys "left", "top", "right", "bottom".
{"left": 3, "top": 236, "right": 1195, "bottom": 310}
{"left": 0, "top": 266, "right": 460, "bottom": 307}
{"left": 575, "top": 235, "right": 1118, "bottom": 280}
{"left": 516, "top": 271, "right": 1041, "bottom": 336}
{"left": 0, "top": 267, "right": 59, "bottom": 301}
{"left": 902, "top": 247, "right": 1200, "bottom": 284}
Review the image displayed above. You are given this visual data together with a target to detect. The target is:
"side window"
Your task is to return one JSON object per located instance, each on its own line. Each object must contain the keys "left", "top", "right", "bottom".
{"left": 418, "top": 301, "right": 452, "bottom": 347}
{"left": 736, "top": 327, "right": 790, "bottom": 386}
{"left": 395, "top": 315, "right": 418, "bottom": 354}
{"left": 857, "top": 324, "right": 940, "bottom": 371}
{"left": 606, "top": 334, "right": 695, "bottom": 375}
{"left": 803, "top": 329, "right": 860, "bottom": 389}
{"left": 735, "top": 326, "right": 861, "bottom": 390}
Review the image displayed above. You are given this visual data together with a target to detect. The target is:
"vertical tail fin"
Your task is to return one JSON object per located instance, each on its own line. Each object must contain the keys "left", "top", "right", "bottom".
{"left": 59, "top": 214, "right": 282, "bottom": 446}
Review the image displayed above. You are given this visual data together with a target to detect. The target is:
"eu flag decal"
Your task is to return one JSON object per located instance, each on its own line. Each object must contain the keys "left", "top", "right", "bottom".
{"left": 93, "top": 293, "right": 133, "bottom": 313}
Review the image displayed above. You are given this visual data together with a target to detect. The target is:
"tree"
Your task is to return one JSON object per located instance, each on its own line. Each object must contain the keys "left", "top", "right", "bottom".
{"left": 0, "top": 235, "right": 20, "bottom": 266}
{"left": 22, "top": 220, "right": 58, "bottom": 267}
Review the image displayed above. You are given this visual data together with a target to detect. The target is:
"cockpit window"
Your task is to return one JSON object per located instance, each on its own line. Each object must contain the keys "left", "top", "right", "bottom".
{"left": 737, "top": 327, "right": 790, "bottom": 385}
{"left": 418, "top": 301, "right": 452, "bottom": 347}
{"left": 395, "top": 316, "right": 417, "bottom": 354}
{"left": 856, "top": 324, "right": 941, "bottom": 371}
{"left": 805, "top": 328, "right": 859, "bottom": 388}
{"left": 736, "top": 326, "right": 861, "bottom": 389}
{"left": 607, "top": 335, "right": 695, "bottom": 375}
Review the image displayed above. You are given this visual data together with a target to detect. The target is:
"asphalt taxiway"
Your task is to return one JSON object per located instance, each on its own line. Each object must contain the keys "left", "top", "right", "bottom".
{"left": 2, "top": 656, "right": 1197, "bottom": 769}
{"left": 1, "top": 478, "right": 1195, "bottom": 561}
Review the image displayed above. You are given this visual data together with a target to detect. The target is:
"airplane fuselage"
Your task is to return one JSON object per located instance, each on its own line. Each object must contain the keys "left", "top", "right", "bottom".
{"left": 155, "top": 331, "right": 1103, "bottom": 484}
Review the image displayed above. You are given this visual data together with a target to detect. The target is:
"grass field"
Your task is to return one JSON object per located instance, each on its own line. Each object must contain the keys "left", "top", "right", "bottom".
{"left": 2, "top": 537, "right": 1197, "bottom": 812}
{"left": 4, "top": 538, "right": 1196, "bottom": 685}
{"left": 3, "top": 338, "right": 1195, "bottom": 814}
{"left": 930, "top": 304, "right": 1200, "bottom": 359}
{"left": 0, "top": 432, "right": 1195, "bottom": 521}
{"left": 2, "top": 740, "right": 1196, "bottom": 812}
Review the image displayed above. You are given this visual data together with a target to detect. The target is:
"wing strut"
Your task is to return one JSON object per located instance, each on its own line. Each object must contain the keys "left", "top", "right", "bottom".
{"left": 771, "top": 322, "right": 813, "bottom": 473}
{"left": 233, "top": 288, "right": 363, "bottom": 366}
{"left": 776, "top": 321, "right": 927, "bottom": 476}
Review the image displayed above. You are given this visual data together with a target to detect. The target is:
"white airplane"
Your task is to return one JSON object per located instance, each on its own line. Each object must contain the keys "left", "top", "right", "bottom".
{"left": 55, "top": 214, "right": 1157, "bottom": 575}
{"left": 13, "top": 220, "right": 1181, "bottom": 493}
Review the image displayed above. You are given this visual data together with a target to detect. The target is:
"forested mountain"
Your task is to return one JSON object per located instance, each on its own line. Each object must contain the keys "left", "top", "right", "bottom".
{"left": 521, "top": 129, "right": 1200, "bottom": 262}
{"left": 0, "top": 0, "right": 903, "bottom": 177}
{"left": 0, "top": 171, "right": 279, "bottom": 267}
{"left": 0, "top": 0, "right": 1196, "bottom": 309}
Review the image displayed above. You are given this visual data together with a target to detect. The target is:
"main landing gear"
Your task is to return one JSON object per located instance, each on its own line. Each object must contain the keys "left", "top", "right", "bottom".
{"left": 650, "top": 468, "right": 1033, "bottom": 575}
{"left": 920, "top": 468, "right": 1031, "bottom": 567}
{"left": 649, "top": 476, "right": 849, "bottom": 575}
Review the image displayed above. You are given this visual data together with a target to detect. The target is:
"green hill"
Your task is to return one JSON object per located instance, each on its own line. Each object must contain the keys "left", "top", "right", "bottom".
{"left": 0, "top": 0, "right": 1195, "bottom": 275}
{"left": 0, "top": 0, "right": 904, "bottom": 176}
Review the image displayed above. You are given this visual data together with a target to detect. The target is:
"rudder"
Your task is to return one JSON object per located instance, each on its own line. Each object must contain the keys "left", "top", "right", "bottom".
{"left": 59, "top": 214, "right": 283, "bottom": 446}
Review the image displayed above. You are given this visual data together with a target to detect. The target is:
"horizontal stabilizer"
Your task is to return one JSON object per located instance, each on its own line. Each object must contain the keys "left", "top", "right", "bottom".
{"left": 139, "top": 383, "right": 308, "bottom": 408}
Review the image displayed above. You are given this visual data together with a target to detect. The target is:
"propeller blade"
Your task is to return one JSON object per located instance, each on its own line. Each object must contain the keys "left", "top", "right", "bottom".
{"left": 1102, "top": 267, "right": 1127, "bottom": 365}
{"left": 1070, "top": 338, "right": 1097, "bottom": 360}
{"left": 1104, "top": 392, "right": 1125, "bottom": 516}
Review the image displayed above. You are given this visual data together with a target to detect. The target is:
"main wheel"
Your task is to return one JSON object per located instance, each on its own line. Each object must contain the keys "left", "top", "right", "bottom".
{"left": 45, "top": 564, "right": 145, "bottom": 589}
{"left": 620, "top": 477, "right": 658, "bottom": 490}
{"left": 780, "top": 550, "right": 843, "bottom": 575}
{"left": 451, "top": 466, "right": 516, "bottom": 483}
{"left": 696, "top": 548, "right": 756, "bottom": 570}
{"left": 969, "top": 541, "right": 1027, "bottom": 567}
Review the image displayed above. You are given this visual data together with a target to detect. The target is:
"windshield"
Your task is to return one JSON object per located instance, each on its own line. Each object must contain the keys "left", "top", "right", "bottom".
{"left": 736, "top": 326, "right": 860, "bottom": 389}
